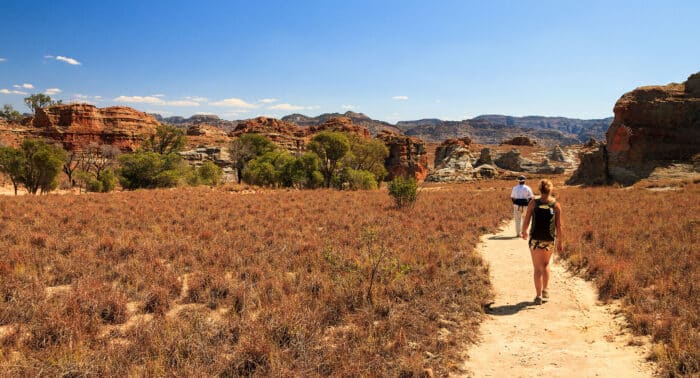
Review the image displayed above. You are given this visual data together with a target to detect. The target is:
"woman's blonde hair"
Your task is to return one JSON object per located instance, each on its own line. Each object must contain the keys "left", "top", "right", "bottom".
{"left": 539, "top": 179, "right": 554, "bottom": 194}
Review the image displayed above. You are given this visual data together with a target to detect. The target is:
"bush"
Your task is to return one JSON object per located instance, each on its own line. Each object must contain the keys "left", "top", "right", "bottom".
{"left": 345, "top": 169, "right": 378, "bottom": 190}
{"left": 198, "top": 161, "right": 223, "bottom": 186}
{"left": 388, "top": 176, "right": 418, "bottom": 208}
{"left": 118, "top": 152, "right": 187, "bottom": 190}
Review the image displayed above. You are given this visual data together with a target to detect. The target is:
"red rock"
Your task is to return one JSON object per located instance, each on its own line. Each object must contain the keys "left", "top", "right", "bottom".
{"left": 32, "top": 104, "right": 159, "bottom": 151}
{"left": 501, "top": 136, "right": 536, "bottom": 146}
{"left": 569, "top": 72, "right": 700, "bottom": 185}
{"left": 186, "top": 123, "right": 228, "bottom": 137}
{"left": 307, "top": 116, "right": 371, "bottom": 138}
{"left": 376, "top": 131, "right": 429, "bottom": 181}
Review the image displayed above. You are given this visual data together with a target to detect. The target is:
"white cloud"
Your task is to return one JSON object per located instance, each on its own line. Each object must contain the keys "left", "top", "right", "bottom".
{"left": 209, "top": 98, "right": 259, "bottom": 108}
{"left": 268, "top": 103, "right": 317, "bottom": 111}
{"left": 258, "top": 98, "right": 278, "bottom": 104}
{"left": 13, "top": 83, "right": 34, "bottom": 89}
{"left": 392, "top": 95, "right": 409, "bottom": 100}
{"left": 55, "top": 55, "right": 81, "bottom": 65}
{"left": 0, "top": 88, "right": 28, "bottom": 95}
{"left": 341, "top": 105, "right": 355, "bottom": 110}
{"left": 185, "top": 96, "right": 208, "bottom": 102}
{"left": 150, "top": 94, "right": 165, "bottom": 98}
{"left": 114, "top": 95, "right": 200, "bottom": 107}
{"left": 0, "top": 58, "right": 6, "bottom": 62}
{"left": 45, "top": 88, "right": 62, "bottom": 95}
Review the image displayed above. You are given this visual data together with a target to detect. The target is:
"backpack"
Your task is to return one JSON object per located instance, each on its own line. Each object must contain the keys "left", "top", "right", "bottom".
{"left": 530, "top": 198, "right": 556, "bottom": 241}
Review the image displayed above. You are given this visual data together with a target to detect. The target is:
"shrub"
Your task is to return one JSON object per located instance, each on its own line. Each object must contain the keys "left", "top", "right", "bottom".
{"left": 198, "top": 161, "right": 223, "bottom": 186}
{"left": 118, "top": 152, "right": 187, "bottom": 189}
{"left": 345, "top": 169, "right": 378, "bottom": 190}
{"left": 388, "top": 176, "right": 418, "bottom": 208}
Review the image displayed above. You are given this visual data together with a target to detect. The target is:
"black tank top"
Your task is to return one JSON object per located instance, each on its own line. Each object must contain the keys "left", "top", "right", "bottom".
{"left": 530, "top": 198, "right": 556, "bottom": 241}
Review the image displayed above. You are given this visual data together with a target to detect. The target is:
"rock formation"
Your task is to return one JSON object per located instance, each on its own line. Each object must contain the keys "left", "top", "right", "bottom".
{"left": 306, "top": 116, "right": 371, "bottom": 138}
{"left": 475, "top": 148, "right": 494, "bottom": 166}
{"left": 549, "top": 146, "right": 567, "bottom": 162}
{"left": 376, "top": 131, "right": 428, "bottom": 181}
{"left": 569, "top": 72, "right": 700, "bottom": 185}
{"left": 502, "top": 136, "right": 536, "bottom": 146}
{"left": 186, "top": 124, "right": 229, "bottom": 138}
{"left": 230, "top": 117, "right": 306, "bottom": 154}
{"left": 32, "top": 104, "right": 159, "bottom": 151}
{"left": 427, "top": 139, "right": 476, "bottom": 182}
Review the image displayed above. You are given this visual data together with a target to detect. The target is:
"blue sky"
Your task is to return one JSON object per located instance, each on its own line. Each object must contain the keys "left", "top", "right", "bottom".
{"left": 1, "top": 0, "right": 699, "bottom": 122}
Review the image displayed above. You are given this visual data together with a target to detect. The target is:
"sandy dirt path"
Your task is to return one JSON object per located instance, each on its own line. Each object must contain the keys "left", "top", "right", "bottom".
{"left": 458, "top": 220, "right": 656, "bottom": 377}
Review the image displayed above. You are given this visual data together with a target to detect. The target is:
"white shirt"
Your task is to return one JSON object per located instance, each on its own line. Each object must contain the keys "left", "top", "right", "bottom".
{"left": 511, "top": 183, "right": 534, "bottom": 199}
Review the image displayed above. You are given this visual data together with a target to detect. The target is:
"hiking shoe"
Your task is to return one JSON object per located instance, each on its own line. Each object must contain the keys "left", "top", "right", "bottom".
{"left": 534, "top": 296, "right": 543, "bottom": 305}
{"left": 542, "top": 289, "right": 549, "bottom": 302}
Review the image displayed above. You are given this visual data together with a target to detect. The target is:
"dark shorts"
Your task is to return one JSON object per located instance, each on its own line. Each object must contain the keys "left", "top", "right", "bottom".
{"left": 529, "top": 239, "right": 554, "bottom": 251}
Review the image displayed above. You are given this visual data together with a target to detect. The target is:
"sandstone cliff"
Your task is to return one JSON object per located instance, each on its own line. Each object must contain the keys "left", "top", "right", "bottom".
{"left": 376, "top": 131, "right": 428, "bottom": 181}
{"left": 33, "top": 104, "right": 159, "bottom": 151}
{"left": 569, "top": 72, "right": 700, "bottom": 185}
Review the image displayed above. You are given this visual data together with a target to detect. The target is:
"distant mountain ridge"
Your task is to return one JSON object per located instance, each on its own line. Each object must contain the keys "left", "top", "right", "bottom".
{"left": 397, "top": 115, "right": 612, "bottom": 146}
{"left": 282, "top": 111, "right": 401, "bottom": 136}
{"left": 148, "top": 111, "right": 611, "bottom": 146}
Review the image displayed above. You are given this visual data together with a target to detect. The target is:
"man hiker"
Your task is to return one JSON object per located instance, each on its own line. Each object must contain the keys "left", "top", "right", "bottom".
{"left": 510, "top": 175, "right": 533, "bottom": 237}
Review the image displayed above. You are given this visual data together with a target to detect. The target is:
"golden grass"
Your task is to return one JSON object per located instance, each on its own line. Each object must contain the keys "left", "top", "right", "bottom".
{"left": 558, "top": 183, "right": 700, "bottom": 376}
{"left": 0, "top": 183, "right": 511, "bottom": 376}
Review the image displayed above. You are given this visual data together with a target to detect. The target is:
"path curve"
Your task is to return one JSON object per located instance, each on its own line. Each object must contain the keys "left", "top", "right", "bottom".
{"left": 458, "top": 221, "right": 656, "bottom": 377}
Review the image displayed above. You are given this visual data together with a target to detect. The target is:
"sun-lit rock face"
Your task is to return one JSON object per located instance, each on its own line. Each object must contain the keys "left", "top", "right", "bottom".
{"left": 569, "top": 72, "right": 700, "bottom": 185}
{"left": 33, "top": 104, "right": 160, "bottom": 151}
{"left": 376, "top": 131, "right": 428, "bottom": 181}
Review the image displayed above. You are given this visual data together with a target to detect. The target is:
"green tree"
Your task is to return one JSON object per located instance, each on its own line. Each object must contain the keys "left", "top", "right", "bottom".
{"left": 0, "top": 146, "right": 26, "bottom": 195}
{"left": 197, "top": 161, "right": 223, "bottom": 186}
{"left": 118, "top": 152, "right": 187, "bottom": 190}
{"left": 344, "top": 134, "right": 389, "bottom": 185}
{"left": 143, "top": 124, "right": 186, "bottom": 155}
{"left": 242, "top": 150, "right": 294, "bottom": 187}
{"left": 308, "top": 131, "right": 350, "bottom": 188}
{"left": 0, "top": 104, "right": 23, "bottom": 122}
{"left": 18, "top": 139, "right": 67, "bottom": 194}
{"left": 229, "top": 134, "right": 277, "bottom": 183}
{"left": 23, "top": 94, "right": 61, "bottom": 114}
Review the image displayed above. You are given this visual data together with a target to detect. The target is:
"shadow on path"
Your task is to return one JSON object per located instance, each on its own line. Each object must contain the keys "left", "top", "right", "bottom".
{"left": 485, "top": 301, "right": 536, "bottom": 315}
{"left": 487, "top": 235, "right": 520, "bottom": 240}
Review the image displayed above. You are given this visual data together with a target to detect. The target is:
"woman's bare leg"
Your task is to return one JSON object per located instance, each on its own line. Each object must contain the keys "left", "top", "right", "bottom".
{"left": 530, "top": 248, "right": 553, "bottom": 297}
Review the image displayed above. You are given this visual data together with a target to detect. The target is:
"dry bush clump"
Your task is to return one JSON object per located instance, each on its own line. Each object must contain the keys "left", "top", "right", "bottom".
{"left": 0, "top": 182, "right": 511, "bottom": 375}
{"left": 558, "top": 183, "right": 700, "bottom": 376}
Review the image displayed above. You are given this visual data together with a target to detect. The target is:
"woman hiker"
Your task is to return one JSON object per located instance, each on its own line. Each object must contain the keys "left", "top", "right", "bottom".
{"left": 521, "top": 179, "right": 563, "bottom": 305}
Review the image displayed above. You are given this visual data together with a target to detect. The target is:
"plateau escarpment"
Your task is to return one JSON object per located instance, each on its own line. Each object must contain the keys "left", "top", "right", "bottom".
{"left": 26, "top": 104, "right": 160, "bottom": 151}
{"left": 397, "top": 115, "right": 612, "bottom": 146}
{"left": 569, "top": 72, "right": 700, "bottom": 185}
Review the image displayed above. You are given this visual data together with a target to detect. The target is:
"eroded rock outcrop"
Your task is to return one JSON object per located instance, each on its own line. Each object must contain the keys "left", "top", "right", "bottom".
{"left": 32, "top": 104, "right": 160, "bottom": 151}
{"left": 569, "top": 72, "right": 700, "bottom": 185}
{"left": 230, "top": 117, "right": 306, "bottom": 153}
{"left": 376, "top": 131, "right": 428, "bottom": 181}
{"left": 307, "top": 116, "right": 371, "bottom": 138}
{"left": 502, "top": 136, "right": 536, "bottom": 146}
{"left": 427, "top": 138, "right": 476, "bottom": 182}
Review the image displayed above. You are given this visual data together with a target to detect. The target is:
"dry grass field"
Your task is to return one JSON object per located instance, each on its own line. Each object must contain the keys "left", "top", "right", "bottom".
{"left": 0, "top": 183, "right": 511, "bottom": 376}
{"left": 558, "top": 181, "right": 700, "bottom": 376}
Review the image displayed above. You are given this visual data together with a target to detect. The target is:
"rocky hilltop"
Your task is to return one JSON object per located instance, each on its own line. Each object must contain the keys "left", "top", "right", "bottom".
{"left": 282, "top": 111, "right": 401, "bottom": 136}
{"left": 29, "top": 104, "right": 159, "bottom": 151}
{"left": 397, "top": 115, "right": 612, "bottom": 146}
{"left": 150, "top": 113, "right": 238, "bottom": 133}
{"left": 569, "top": 72, "right": 700, "bottom": 185}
